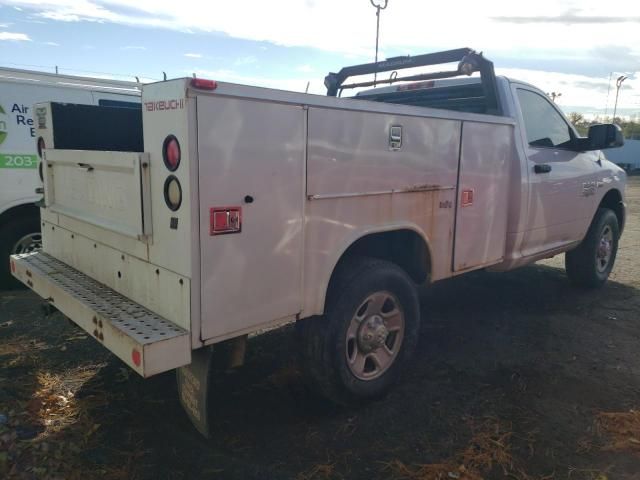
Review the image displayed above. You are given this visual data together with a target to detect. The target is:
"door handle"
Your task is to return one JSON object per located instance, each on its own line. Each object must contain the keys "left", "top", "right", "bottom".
{"left": 77, "top": 163, "right": 94, "bottom": 172}
{"left": 534, "top": 164, "right": 552, "bottom": 174}
{"left": 389, "top": 125, "right": 402, "bottom": 150}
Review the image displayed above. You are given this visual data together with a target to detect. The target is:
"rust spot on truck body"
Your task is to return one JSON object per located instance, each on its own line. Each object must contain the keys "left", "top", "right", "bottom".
{"left": 403, "top": 183, "right": 441, "bottom": 193}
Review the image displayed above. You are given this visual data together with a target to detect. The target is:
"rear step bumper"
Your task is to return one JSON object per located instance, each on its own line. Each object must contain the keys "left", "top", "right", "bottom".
{"left": 10, "top": 252, "right": 191, "bottom": 377}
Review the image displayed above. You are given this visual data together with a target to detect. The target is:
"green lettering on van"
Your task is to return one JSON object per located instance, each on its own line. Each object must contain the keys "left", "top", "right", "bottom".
{"left": 0, "top": 154, "right": 39, "bottom": 168}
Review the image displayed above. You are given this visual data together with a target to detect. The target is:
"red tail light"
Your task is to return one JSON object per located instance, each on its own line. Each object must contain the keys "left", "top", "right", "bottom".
{"left": 162, "top": 135, "right": 181, "bottom": 171}
{"left": 191, "top": 78, "right": 217, "bottom": 90}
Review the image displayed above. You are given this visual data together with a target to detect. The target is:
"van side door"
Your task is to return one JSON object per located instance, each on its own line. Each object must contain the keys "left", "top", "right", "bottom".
{"left": 513, "top": 85, "right": 597, "bottom": 256}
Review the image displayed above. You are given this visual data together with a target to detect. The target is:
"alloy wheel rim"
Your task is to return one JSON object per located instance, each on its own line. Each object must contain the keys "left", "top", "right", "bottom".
{"left": 11, "top": 232, "right": 42, "bottom": 255}
{"left": 345, "top": 291, "right": 405, "bottom": 381}
{"left": 595, "top": 225, "right": 613, "bottom": 273}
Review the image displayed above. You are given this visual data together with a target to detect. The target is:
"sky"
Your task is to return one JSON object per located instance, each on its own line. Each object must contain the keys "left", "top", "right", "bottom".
{"left": 0, "top": 0, "right": 639, "bottom": 118}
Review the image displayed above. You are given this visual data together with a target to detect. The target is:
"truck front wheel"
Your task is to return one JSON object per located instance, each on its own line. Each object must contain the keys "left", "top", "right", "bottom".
{"left": 298, "top": 257, "right": 420, "bottom": 405}
{"left": 565, "top": 208, "right": 619, "bottom": 289}
{"left": 0, "top": 216, "right": 42, "bottom": 289}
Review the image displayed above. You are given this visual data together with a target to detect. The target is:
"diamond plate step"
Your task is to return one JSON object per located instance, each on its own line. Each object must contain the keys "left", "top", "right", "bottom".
{"left": 10, "top": 251, "right": 191, "bottom": 377}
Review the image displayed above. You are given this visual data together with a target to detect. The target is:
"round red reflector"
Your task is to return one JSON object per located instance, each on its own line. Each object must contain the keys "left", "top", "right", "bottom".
{"left": 162, "top": 135, "right": 181, "bottom": 171}
{"left": 163, "top": 175, "right": 182, "bottom": 211}
{"left": 37, "top": 137, "right": 45, "bottom": 158}
{"left": 131, "top": 349, "right": 141, "bottom": 367}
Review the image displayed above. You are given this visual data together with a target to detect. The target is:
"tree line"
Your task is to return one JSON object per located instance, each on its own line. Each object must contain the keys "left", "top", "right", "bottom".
{"left": 568, "top": 113, "right": 640, "bottom": 140}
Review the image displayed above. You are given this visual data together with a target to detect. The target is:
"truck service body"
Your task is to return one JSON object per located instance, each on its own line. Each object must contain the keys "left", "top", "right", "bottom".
{"left": 10, "top": 49, "right": 626, "bottom": 436}
{"left": 0, "top": 67, "right": 141, "bottom": 288}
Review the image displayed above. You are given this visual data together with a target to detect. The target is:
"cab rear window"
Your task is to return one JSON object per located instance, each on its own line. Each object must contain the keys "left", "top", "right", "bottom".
{"left": 353, "top": 83, "right": 488, "bottom": 114}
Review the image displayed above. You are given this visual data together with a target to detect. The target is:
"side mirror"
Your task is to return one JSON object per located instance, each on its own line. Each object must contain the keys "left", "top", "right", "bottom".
{"left": 587, "top": 123, "right": 624, "bottom": 150}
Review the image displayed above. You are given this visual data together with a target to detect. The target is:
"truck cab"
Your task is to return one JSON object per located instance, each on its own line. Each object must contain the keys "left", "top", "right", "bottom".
{"left": 353, "top": 73, "right": 626, "bottom": 269}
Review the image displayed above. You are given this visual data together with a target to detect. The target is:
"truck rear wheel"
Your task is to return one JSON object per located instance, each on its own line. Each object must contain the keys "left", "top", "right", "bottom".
{"left": 0, "top": 216, "right": 42, "bottom": 290}
{"left": 565, "top": 208, "right": 619, "bottom": 289}
{"left": 297, "top": 257, "right": 420, "bottom": 405}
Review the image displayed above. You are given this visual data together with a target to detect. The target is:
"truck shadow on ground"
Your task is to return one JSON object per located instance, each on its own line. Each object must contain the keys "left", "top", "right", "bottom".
{"left": 131, "top": 263, "right": 640, "bottom": 479}
{"left": 3, "top": 262, "right": 640, "bottom": 479}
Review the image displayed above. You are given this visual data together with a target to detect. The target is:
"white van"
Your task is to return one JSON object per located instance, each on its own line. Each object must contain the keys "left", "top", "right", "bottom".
{"left": 0, "top": 67, "right": 141, "bottom": 288}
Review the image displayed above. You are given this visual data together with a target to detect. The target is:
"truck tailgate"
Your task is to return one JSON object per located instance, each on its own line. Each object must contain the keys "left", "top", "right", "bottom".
{"left": 43, "top": 149, "right": 151, "bottom": 240}
{"left": 10, "top": 251, "right": 190, "bottom": 377}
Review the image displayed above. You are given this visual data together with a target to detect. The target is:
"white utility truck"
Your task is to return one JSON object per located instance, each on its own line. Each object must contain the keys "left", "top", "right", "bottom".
{"left": 10, "top": 49, "right": 626, "bottom": 436}
{"left": 0, "top": 67, "right": 141, "bottom": 288}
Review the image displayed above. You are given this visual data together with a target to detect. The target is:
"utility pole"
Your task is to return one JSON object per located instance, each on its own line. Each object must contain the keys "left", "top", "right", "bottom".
{"left": 370, "top": 0, "right": 389, "bottom": 87}
{"left": 613, "top": 75, "right": 628, "bottom": 121}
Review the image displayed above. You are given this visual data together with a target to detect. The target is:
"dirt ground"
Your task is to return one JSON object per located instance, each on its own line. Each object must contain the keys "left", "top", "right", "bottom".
{"left": 2, "top": 178, "right": 640, "bottom": 480}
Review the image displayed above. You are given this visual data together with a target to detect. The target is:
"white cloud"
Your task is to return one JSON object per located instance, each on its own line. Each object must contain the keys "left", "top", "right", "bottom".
{"left": 0, "top": 31, "right": 31, "bottom": 41}
{"left": 39, "top": 11, "right": 74, "bottom": 21}
{"left": 297, "top": 64, "right": 314, "bottom": 73}
{"left": 43, "top": 41, "right": 60, "bottom": 46}
{"left": 4, "top": 0, "right": 640, "bottom": 108}
{"left": 497, "top": 68, "right": 640, "bottom": 111}
{"left": 184, "top": 53, "right": 202, "bottom": 58}
{"left": 234, "top": 55, "right": 257, "bottom": 66}
{"left": 121, "top": 45, "right": 146, "bottom": 50}
{"left": 4, "top": 1, "right": 640, "bottom": 55}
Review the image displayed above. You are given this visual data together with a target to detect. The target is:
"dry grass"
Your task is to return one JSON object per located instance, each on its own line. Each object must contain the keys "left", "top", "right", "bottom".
{"left": 262, "top": 365, "right": 302, "bottom": 388}
{"left": 596, "top": 410, "right": 640, "bottom": 454}
{"left": 382, "top": 459, "right": 475, "bottom": 480}
{"left": 1, "top": 362, "right": 119, "bottom": 479}
{"left": 381, "top": 417, "right": 528, "bottom": 480}
{"left": 28, "top": 364, "right": 107, "bottom": 435}
{"left": 296, "top": 462, "right": 336, "bottom": 480}
{"left": 0, "top": 336, "right": 48, "bottom": 357}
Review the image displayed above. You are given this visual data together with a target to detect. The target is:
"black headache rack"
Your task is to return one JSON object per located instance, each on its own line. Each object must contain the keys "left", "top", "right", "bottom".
{"left": 324, "top": 47, "right": 501, "bottom": 116}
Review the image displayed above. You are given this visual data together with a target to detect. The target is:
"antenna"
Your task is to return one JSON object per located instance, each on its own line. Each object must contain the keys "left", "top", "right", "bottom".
{"left": 305, "top": 81, "right": 310, "bottom": 93}
{"left": 135, "top": 76, "right": 140, "bottom": 83}
{"left": 369, "top": 0, "right": 389, "bottom": 87}
{"left": 163, "top": 71, "right": 167, "bottom": 81}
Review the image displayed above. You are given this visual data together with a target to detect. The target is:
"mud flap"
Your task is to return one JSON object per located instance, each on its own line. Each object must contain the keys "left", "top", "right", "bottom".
{"left": 176, "top": 346, "right": 214, "bottom": 438}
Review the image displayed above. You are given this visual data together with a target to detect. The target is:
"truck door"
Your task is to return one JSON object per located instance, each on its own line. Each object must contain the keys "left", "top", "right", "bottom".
{"left": 514, "top": 86, "right": 596, "bottom": 256}
{"left": 197, "top": 96, "right": 305, "bottom": 341}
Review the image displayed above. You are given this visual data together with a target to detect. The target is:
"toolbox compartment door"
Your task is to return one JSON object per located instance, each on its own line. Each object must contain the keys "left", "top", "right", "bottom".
{"left": 453, "top": 122, "right": 512, "bottom": 271}
{"left": 197, "top": 96, "right": 305, "bottom": 341}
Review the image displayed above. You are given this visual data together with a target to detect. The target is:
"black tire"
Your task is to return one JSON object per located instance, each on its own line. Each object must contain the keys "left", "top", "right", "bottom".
{"left": 0, "top": 215, "right": 42, "bottom": 290}
{"left": 565, "top": 208, "right": 619, "bottom": 289}
{"left": 297, "top": 257, "right": 420, "bottom": 405}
